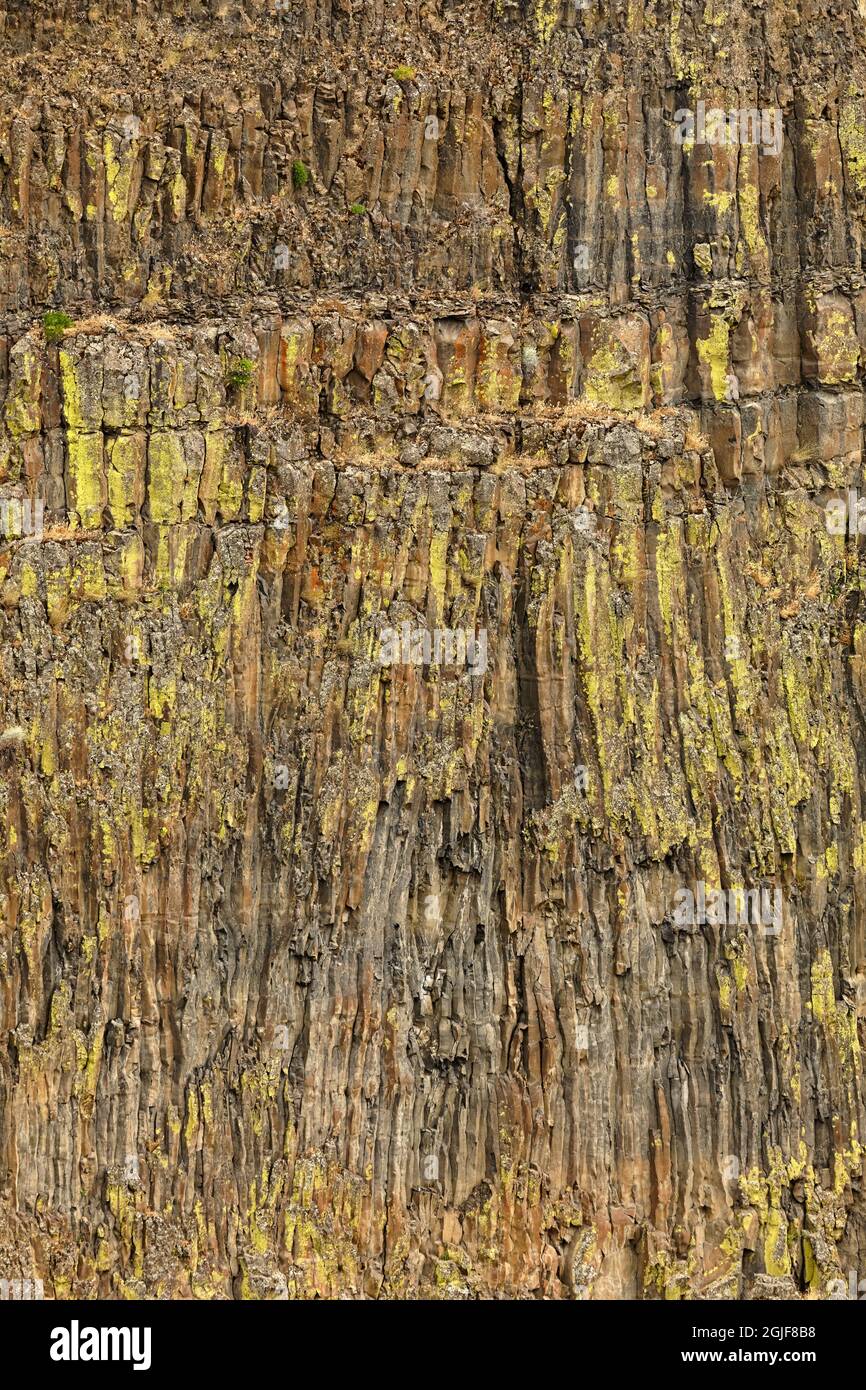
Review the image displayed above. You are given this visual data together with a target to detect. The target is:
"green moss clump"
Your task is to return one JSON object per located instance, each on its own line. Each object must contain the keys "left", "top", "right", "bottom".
{"left": 225, "top": 357, "right": 257, "bottom": 391}
{"left": 43, "top": 311, "right": 74, "bottom": 343}
{"left": 349, "top": 202, "right": 366, "bottom": 215}
{"left": 291, "top": 159, "right": 310, "bottom": 190}
{"left": 393, "top": 65, "right": 416, "bottom": 80}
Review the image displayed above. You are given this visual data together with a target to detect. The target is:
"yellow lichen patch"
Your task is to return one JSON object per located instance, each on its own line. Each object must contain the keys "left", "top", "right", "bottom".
{"left": 107, "top": 433, "right": 145, "bottom": 527}
{"left": 737, "top": 175, "right": 769, "bottom": 276}
{"left": 429, "top": 531, "right": 449, "bottom": 619}
{"left": 810, "top": 948, "right": 835, "bottom": 1025}
{"left": 839, "top": 97, "right": 866, "bottom": 195}
{"left": 581, "top": 337, "right": 648, "bottom": 410}
{"left": 4, "top": 346, "right": 42, "bottom": 436}
{"left": 810, "top": 948, "right": 861, "bottom": 1077}
{"left": 696, "top": 314, "right": 731, "bottom": 401}
{"left": 762, "top": 1205, "right": 791, "bottom": 1278}
{"left": 104, "top": 129, "right": 139, "bottom": 224}
{"left": 147, "top": 431, "right": 198, "bottom": 523}
{"left": 534, "top": 0, "right": 558, "bottom": 44}
{"left": 148, "top": 674, "right": 177, "bottom": 721}
{"left": 67, "top": 432, "right": 107, "bottom": 529}
{"left": 703, "top": 190, "right": 734, "bottom": 215}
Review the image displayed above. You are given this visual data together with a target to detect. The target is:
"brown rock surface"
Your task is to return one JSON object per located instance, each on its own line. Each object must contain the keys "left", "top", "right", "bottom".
{"left": 0, "top": 0, "right": 866, "bottom": 1299}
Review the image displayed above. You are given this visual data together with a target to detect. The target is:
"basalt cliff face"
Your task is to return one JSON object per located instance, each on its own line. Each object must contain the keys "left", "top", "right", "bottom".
{"left": 1, "top": 0, "right": 866, "bottom": 1301}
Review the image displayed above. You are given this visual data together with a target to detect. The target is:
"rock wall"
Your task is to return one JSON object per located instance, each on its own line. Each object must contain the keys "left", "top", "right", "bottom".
{"left": 0, "top": 0, "right": 865, "bottom": 1299}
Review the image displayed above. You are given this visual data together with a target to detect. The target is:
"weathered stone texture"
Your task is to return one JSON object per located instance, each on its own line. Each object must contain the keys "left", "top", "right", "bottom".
{"left": 1, "top": 0, "right": 866, "bottom": 1300}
